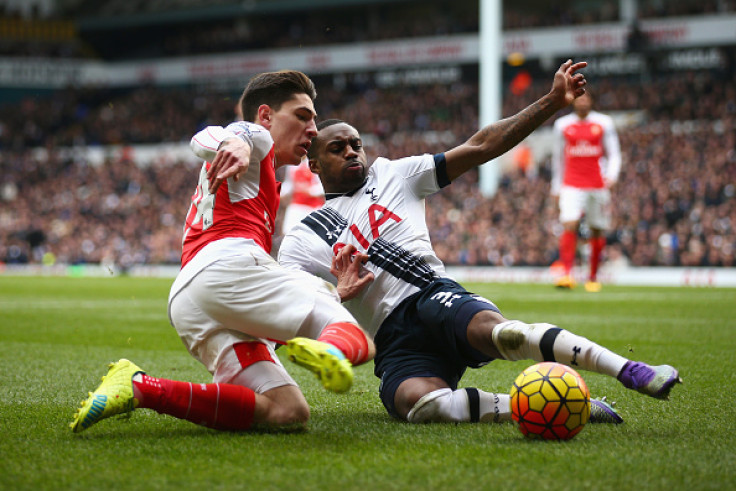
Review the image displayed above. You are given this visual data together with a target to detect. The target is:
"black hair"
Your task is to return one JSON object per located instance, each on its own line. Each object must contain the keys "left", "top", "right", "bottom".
{"left": 317, "top": 119, "right": 345, "bottom": 131}
{"left": 240, "top": 70, "right": 316, "bottom": 122}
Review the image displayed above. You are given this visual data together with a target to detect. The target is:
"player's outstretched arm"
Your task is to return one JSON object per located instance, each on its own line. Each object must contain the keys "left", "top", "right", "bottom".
{"left": 443, "top": 59, "right": 587, "bottom": 182}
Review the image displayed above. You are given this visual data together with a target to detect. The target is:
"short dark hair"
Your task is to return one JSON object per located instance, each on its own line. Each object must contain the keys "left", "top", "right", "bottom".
{"left": 240, "top": 70, "right": 317, "bottom": 121}
{"left": 317, "top": 119, "right": 345, "bottom": 131}
{"left": 308, "top": 119, "right": 348, "bottom": 159}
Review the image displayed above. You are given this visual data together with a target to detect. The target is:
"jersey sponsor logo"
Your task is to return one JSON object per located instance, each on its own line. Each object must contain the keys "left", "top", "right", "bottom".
{"left": 304, "top": 206, "right": 437, "bottom": 289}
{"left": 567, "top": 140, "right": 603, "bottom": 158}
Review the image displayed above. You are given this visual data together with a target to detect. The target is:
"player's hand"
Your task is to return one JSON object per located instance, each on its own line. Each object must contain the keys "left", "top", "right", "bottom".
{"left": 551, "top": 59, "right": 588, "bottom": 108}
{"left": 207, "top": 138, "right": 251, "bottom": 193}
{"left": 331, "top": 244, "right": 374, "bottom": 302}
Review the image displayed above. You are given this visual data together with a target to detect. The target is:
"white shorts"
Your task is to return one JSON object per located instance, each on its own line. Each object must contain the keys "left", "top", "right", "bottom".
{"left": 558, "top": 186, "right": 611, "bottom": 230}
{"left": 168, "top": 249, "right": 357, "bottom": 392}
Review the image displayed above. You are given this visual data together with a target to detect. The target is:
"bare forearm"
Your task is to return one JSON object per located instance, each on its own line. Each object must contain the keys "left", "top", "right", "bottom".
{"left": 444, "top": 60, "right": 586, "bottom": 182}
{"left": 445, "top": 94, "right": 563, "bottom": 181}
{"left": 476, "top": 93, "right": 561, "bottom": 159}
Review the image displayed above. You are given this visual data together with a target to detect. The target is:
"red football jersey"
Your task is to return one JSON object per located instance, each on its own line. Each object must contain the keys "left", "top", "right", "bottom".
{"left": 182, "top": 123, "right": 279, "bottom": 267}
{"left": 283, "top": 160, "right": 324, "bottom": 208}
{"left": 551, "top": 110, "right": 621, "bottom": 194}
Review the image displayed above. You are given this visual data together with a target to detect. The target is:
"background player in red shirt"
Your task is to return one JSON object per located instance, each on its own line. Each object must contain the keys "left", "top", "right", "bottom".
{"left": 71, "top": 70, "right": 374, "bottom": 434}
{"left": 280, "top": 158, "right": 325, "bottom": 234}
{"left": 551, "top": 91, "right": 622, "bottom": 291}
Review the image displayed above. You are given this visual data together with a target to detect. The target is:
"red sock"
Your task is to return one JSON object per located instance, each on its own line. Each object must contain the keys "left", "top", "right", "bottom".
{"left": 589, "top": 236, "right": 606, "bottom": 281}
{"left": 318, "top": 322, "right": 371, "bottom": 366}
{"left": 133, "top": 374, "right": 256, "bottom": 431}
{"left": 559, "top": 230, "right": 577, "bottom": 275}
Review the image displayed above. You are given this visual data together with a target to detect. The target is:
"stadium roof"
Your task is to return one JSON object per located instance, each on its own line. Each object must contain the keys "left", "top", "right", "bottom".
{"left": 64, "top": 0, "right": 418, "bottom": 29}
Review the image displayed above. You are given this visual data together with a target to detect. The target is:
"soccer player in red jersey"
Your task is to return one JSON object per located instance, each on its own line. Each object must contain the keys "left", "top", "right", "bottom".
{"left": 71, "top": 71, "right": 374, "bottom": 434}
{"left": 551, "top": 91, "right": 622, "bottom": 291}
{"left": 280, "top": 158, "right": 325, "bottom": 234}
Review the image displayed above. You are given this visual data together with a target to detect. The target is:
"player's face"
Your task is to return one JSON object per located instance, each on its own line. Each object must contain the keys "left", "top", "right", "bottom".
{"left": 311, "top": 123, "right": 368, "bottom": 194}
{"left": 262, "top": 93, "right": 318, "bottom": 167}
{"left": 573, "top": 92, "right": 592, "bottom": 118}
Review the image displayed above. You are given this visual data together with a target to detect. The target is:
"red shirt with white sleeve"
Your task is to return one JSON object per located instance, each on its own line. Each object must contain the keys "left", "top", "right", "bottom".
{"left": 182, "top": 122, "right": 278, "bottom": 267}
{"left": 282, "top": 160, "right": 324, "bottom": 208}
{"left": 551, "top": 110, "right": 621, "bottom": 195}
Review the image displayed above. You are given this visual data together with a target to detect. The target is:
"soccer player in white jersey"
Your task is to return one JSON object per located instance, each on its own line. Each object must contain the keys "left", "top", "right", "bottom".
{"left": 551, "top": 91, "right": 622, "bottom": 291}
{"left": 71, "top": 70, "right": 374, "bottom": 434}
{"left": 278, "top": 60, "right": 680, "bottom": 425}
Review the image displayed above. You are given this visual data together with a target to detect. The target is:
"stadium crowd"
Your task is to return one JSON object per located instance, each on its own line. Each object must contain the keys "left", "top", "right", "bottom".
{"left": 1, "top": 66, "right": 733, "bottom": 270}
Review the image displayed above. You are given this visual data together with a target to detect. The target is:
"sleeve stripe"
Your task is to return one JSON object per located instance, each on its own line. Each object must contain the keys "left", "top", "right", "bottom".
{"left": 434, "top": 153, "right": 451, "bottom": 188}
{"left": 192, "top": 135, "right": 217, "bottom": 151}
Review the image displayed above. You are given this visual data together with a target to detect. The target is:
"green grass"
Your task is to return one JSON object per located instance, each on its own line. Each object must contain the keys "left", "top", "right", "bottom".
{"left": 1, "top": 276, "right": 734, "bottom": 490}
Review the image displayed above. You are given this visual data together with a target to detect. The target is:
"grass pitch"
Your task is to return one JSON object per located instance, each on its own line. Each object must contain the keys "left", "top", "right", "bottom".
{"left": 1, "top": 275, "right": 734, "bottom": 490}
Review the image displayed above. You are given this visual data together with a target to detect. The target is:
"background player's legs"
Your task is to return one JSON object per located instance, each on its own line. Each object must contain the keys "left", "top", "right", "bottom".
{"left": 588, "top": 228, "right": 606, "bottom": 286}
{"left": 585, "top": 189, "right": 611, "bottom": 291}
{"left": 556, "top": 187, "right": 586, "bottom": 288}
{"left": 559, "top": 222, "right": 579, "bottom": 279}
{"left": 585, "top": 189, "right": 611, "bottom": 292}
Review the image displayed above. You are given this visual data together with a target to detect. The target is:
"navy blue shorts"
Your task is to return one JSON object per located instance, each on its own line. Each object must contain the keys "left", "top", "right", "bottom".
{"left": 373, "top": 277, "right": 501, "bottom": 419}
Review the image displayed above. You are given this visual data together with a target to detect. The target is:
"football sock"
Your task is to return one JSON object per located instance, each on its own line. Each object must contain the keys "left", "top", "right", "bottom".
{"left": 559, "top": 230, "right": 577, "bottom": 275}
{"left": 492, "top": 321, "right": 628, "bottom": 378}
{"left": 589, "top": 236, "right": 606, "bottom": 281}
{"left": 318, "top": 322, "right": 371, "bottom": 366}
{"left": 132, "top": 374, "right": 256, "bottom": 431}
{"left": 406, "top": 388, "right": 512, "bottom": 424}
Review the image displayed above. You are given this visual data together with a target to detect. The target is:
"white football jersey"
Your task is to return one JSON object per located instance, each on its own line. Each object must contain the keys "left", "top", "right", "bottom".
{"left": 278, "top": 153, "right": 450, "bottom": 336}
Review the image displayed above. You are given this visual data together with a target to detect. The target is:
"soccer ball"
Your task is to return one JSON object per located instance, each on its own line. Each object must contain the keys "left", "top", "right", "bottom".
{"left": 510, "top": 362, "right": 591, "bottom": 440}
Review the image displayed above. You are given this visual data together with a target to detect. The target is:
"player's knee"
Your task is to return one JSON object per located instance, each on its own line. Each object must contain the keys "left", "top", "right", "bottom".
{"left": 406, "top": 388, "right": 455, "bottom": 423}
{"left": 257, "top": 390, "right": 310, "bottom": 426}
{"left": 266, "top": 398, "right": 310, "bottom": 425}
{"left": 395, "top": 378, "right": 451, "bottom": 422}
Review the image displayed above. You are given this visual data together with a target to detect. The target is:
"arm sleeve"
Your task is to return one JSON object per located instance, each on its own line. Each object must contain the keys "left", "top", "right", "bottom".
{"left": 190, "top": 122, "right": 271, "bottom": 163}
{"left": 550, "top": 120, "right": 564, "bottom": 196}
{"left": 383, "top": 153, "right": 445, "bottom": 199}
{"left": 278, "top": 231, "right": 318, "bottom": 274}
{"left": 190, "top": 126, "right": 238, "bottom": 161}
{"left": 602, "top": 118, "right": 622, "bottom": 184}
